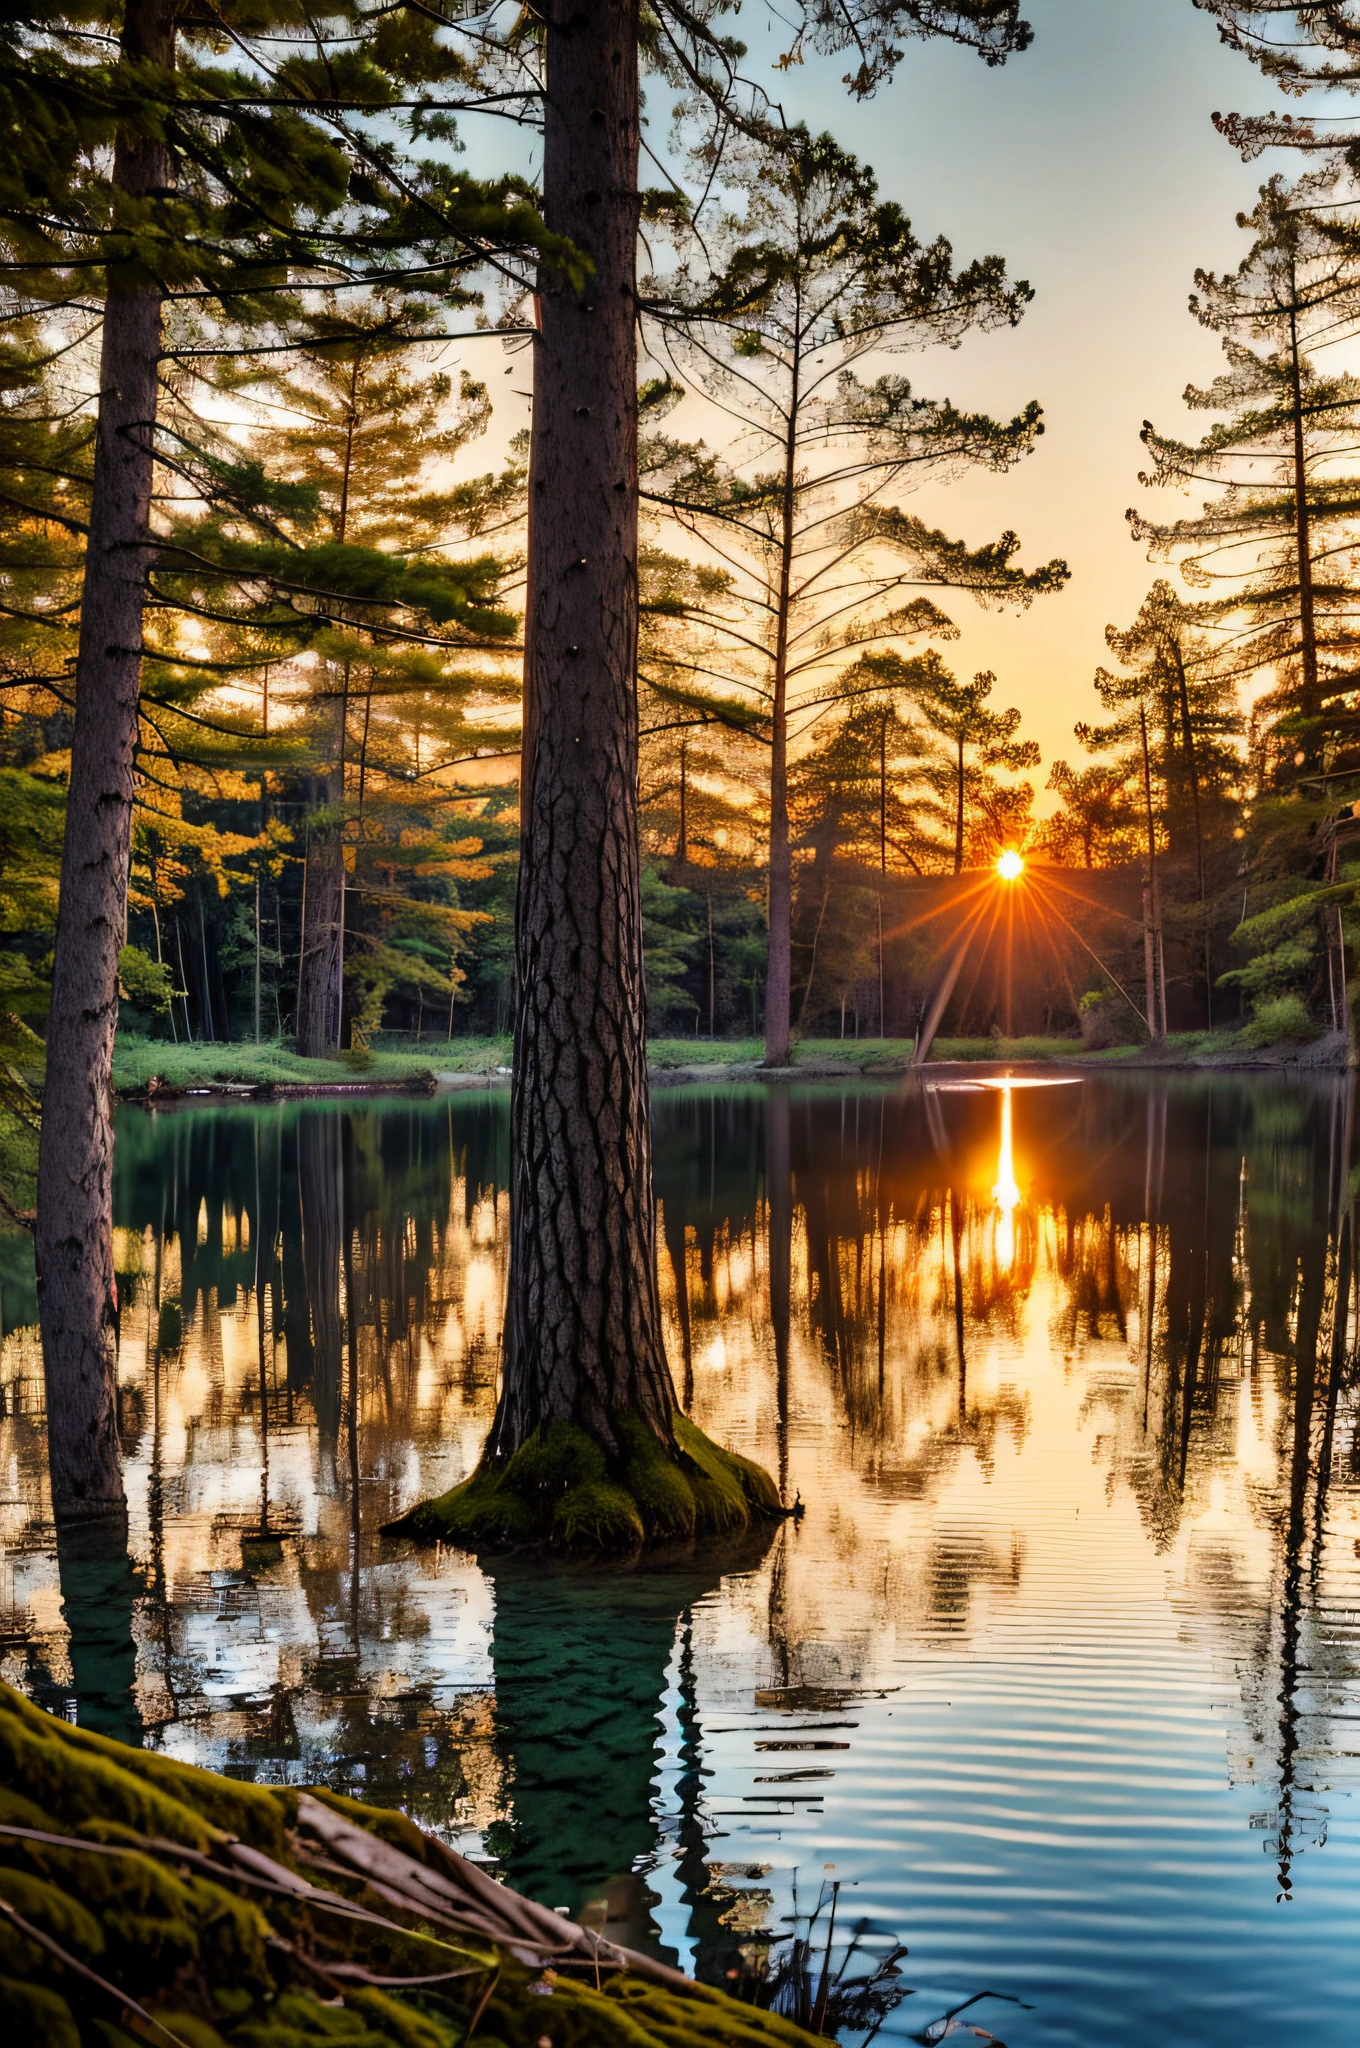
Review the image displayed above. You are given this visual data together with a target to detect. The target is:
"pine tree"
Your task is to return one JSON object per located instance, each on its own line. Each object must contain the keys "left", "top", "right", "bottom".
{"left": 222, "top": 308, "right": 524, "bottom": 1054}
{"left": 1128, "top": 176, "right": 1360, "bottom": 1036}
{"left": 398, "top": 0, "right": 1038, "bottom": 1549}
{"left": 1130, "top": 177, "right": 1360, "bottom": 788}
{"left": 5, "top": 0, "right": 557, "bottom": 1526}
{"left": 1194, "top": 3, "right": 1360, "bottom": 107}
{"left": 786, "top": 691, "right": 931, "bottom": 1030}
{"left": 1039, "top": 761, "right": 1139, "bottom": 870}
{"left": 644, "top": 125, "right": 1064, "bottom": 1065}
{"left": 1079, "top": 631, "right": 1174, "bottom": 1043}
{"left": 1096, "top": 584, "right": 1241, "bottom": 1021}
{"left": 640, "top": 865, "right": 703, "bottom": 1032}
{"left": 791, "top": 696, "right": 933, "bottom": 875}
{"left": 0, "top": 319, "right": 91, "bottom": 1182}
{"left": 637, "top": 542, "right": 764, "bottom": 872}
{"left": 910, "top": 663, "right": 1040, "bottom": 871}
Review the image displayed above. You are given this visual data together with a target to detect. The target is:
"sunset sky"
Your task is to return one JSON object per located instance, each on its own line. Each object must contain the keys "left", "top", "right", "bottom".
{"left": 769, "top": 0, "right": 1321, "bottom": 786}
{"left": 461, "top": 2, "right": 1342, "bottom": 799}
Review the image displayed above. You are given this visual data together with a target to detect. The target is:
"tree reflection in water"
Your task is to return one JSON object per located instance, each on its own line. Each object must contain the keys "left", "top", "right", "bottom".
{"left": 1, "top": 1078, "right": 1359, "bottom": 2027}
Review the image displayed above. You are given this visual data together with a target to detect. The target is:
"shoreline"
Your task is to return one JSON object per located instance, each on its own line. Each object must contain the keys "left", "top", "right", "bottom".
{"left": 107, "top": 1027, "right": 1353, "bottom": 1105}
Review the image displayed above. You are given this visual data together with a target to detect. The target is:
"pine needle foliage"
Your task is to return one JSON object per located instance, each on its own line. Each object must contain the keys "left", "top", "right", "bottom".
{"left": 641, "top": 123, "right": 1064, "bottom": 1059}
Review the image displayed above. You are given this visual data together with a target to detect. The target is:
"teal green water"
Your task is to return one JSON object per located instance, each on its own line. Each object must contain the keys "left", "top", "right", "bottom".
{"left": 2, "top": 1075, "right": 1359, "bottom": 2044}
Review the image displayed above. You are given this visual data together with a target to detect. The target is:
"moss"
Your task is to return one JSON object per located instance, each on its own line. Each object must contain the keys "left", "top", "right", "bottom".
{"left": 0, "top": 1690, "right": 215, "bottom": 1852}
{"left": 388, "top": 1412, "right": 783, "bottom": 1557}
{"left": 0, "top": 1974, "right": 82, "bottom": 2048}
{"left": 674, "top": 1413, "right": 781, "bottom": 1525}
{"left": 0, "top": 1680, "right": 822, "bottom": 2048}
{"left": 155, "top": 2019, "right": 233, "bottom": 2048}
{"left": 0, "top": 1684, "right": 293, "bottom": 1856}
{"left": 0, "top": 1868, "right": 106, "bottom": 1960}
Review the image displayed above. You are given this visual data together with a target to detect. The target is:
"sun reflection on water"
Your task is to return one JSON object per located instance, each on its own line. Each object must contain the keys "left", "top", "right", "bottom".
{"left": 2, "top": 1084, "right": 1360, "bottom": 2045}
{"left": 992, "top": 1082, "right": 1021, "bottom": 1271}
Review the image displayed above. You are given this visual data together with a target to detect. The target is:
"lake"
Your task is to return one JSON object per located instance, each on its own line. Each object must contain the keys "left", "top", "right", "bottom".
{"left": 2, "top": 1073, "right": 1358, "bottom": 2047}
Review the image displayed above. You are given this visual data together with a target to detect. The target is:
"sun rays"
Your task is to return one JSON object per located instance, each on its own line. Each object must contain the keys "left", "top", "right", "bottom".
{"left": 878, "top": 853, "right": 1147, "bottom": 1052}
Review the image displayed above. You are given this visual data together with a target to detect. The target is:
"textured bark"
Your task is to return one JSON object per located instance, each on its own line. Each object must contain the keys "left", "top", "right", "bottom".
{"left": 490, "top": 0, "right": 676, "bottom": 1460}
{"left": 35, "top": 0, "right": 175, "bottom": 1528}
{"left": 296, "top": 783, "right": 345, "bottom": 1056}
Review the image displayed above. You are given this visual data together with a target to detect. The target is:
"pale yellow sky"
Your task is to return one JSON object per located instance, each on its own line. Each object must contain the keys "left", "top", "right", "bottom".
{"left": 768, "top": 0, "right": 1322, "bottom": 788}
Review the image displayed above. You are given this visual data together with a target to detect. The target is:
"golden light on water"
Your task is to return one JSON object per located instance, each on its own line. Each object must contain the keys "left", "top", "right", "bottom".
{"left": 993, "top": 1083, "right": 1021, "bottom": 1271}
{"left": 996, "top": 848, "right": 1024, "bottom": 881}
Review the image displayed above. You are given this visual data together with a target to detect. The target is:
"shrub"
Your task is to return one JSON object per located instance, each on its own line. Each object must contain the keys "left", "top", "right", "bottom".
{"left": 1078, "top": 988, "right": 1143, "bottom": 1049}
{"left": 1241, "top": 993, "right": 1315, "bottom": 1048}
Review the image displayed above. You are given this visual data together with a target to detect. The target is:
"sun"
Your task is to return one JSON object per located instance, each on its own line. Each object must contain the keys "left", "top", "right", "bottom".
{"left": 996, "top": 848, "right": 1024, "bottom": 882}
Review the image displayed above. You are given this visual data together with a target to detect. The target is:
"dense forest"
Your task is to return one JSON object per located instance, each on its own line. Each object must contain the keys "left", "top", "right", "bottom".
{"left": 0, "top": 3, "right": 1358, "bottom": 1183}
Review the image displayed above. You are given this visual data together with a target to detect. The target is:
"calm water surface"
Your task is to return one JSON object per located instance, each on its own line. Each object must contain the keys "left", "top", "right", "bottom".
{"left": 2, "top": 1075, "right": 1359, "bottom": 2046}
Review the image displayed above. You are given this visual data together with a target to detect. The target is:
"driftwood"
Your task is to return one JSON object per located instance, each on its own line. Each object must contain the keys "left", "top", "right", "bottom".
{"left": 294, "top": 1790, "right": 695, "bottom": 1988}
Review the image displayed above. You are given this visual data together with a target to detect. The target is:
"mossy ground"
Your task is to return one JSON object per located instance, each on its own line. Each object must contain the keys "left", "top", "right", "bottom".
{"left": 0, "top": 1679, "right": 819, "bottom": 2048}
{"left": 387, "top": 1414, "right": 783, "bottom": 1556}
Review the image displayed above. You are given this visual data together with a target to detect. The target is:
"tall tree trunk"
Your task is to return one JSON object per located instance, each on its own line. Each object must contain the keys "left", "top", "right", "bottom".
{"left": 1169, "top": 639, "right": 1212, "bottom": 1024}
{"left": 489, "top": 0, "right": 675, "bottom": 1459}
{"left": 1288, "top": 279, "right": 1321, "bottom": 755}
{"left": 1137, "top": 704, "right": 1166, "bottom": 1043}
{"left": 35, "top": 0, "right": 175, "bottom": 1529}
{"left": 296, "top": 765, "right": 344, "bottom": 1055}
{"left": 763, "top": 309, "right": 801, "bottom": 1067}
{"left": 954, "top": 735, "right": 966, "bottom": 874}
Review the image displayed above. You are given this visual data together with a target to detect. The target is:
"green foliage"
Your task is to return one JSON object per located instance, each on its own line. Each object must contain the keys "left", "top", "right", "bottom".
{"left": 218, "top": 313, "right": 525, "bottom": 1049}
{"left": 1219, "top": 930, "right": 1317, "bottom": 1002}
{"left": 0, "top": 1006, "right": 41, "bottom": 1222}
{"left": 0, "top": 4, "right": 564, "bottom": 318}
{"left": 0, "top": 764, "right": 66, "bottom": 1025}
{"left": 641, "top": 865, "right": 702, "bottom": 1028}
{"left": 1131, "top": 176, "right": 1360, "bottom": 794}
{"left": 116, "top": 946, "right": 176, "bottom": 1019}
{"left": 109, "top": 1039, "right": 441, "bottom": 1094}
{"left": 1241, "top": 993, "right": 1316, "bottom": 1047}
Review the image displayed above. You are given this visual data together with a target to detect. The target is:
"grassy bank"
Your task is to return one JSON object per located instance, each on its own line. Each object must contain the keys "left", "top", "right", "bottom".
{"left": 112, "top": 1025, "right": 1339, "bottom": 1095}
{"left": 114, "top": 1031, "right": 1063, "bottom": 1092}
{"left": 111, "top": 1035, "right": 508, "bottom": 1093}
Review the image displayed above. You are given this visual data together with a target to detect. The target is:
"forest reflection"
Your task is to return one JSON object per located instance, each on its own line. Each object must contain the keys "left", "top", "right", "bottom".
{"left": 2, "top": 1076, "right": 1359, "bottom": 2023}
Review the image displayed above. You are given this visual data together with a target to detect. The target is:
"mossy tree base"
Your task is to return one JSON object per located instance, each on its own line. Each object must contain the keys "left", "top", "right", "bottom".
{"left": 385, "top": 1414, "right": 784, "bottom": 1556}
